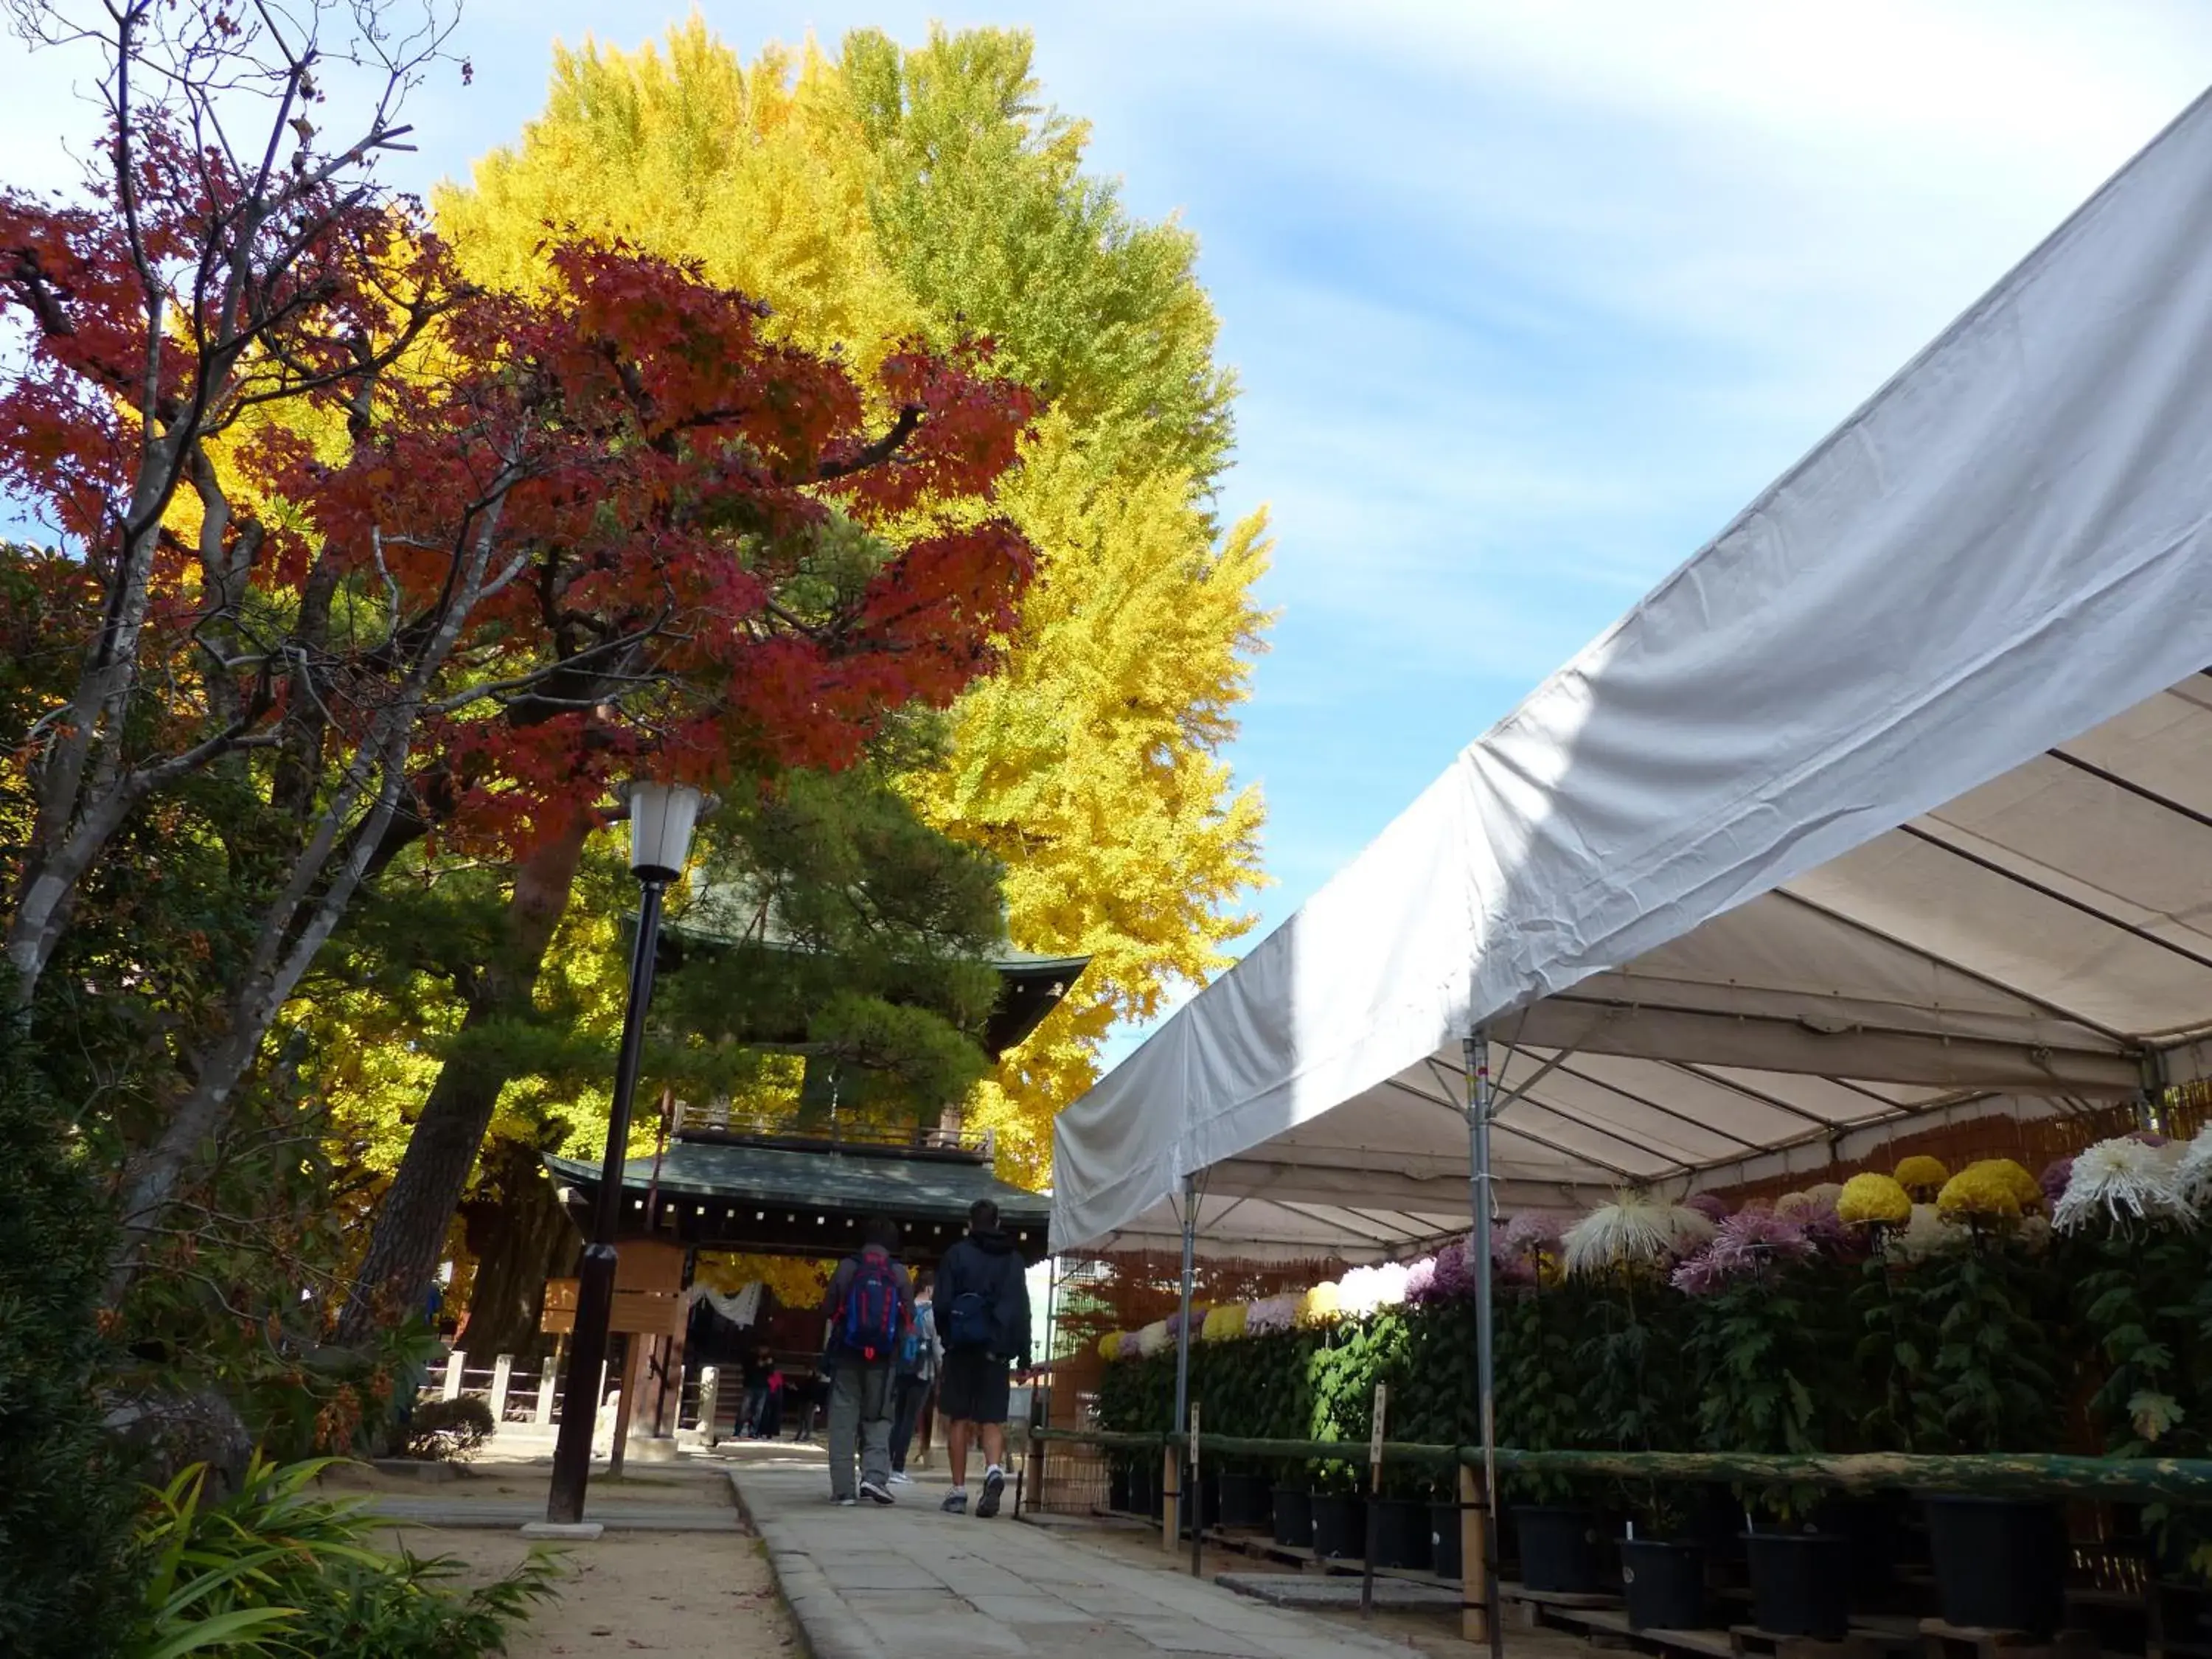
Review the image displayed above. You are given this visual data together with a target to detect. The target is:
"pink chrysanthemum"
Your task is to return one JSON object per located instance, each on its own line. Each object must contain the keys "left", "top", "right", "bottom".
{"left": 2039, "top": 1156, "right": 2076, "bottom": 1208}
{"left": 1683, "top": 1192, "right": 1731, "bottom": 1222}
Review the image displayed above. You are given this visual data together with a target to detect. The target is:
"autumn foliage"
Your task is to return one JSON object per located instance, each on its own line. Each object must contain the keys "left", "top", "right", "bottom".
{"left": 1, "top": 17, "right": 1039, "bottom": 1276}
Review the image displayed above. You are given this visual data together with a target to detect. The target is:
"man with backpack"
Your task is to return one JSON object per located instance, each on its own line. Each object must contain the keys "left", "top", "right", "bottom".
{"left": 888, "top": 1276, "right": 940, "bottom": 1484}
{"left": 933, "top": 1200, "right": 1031, "bottom": 1518}
{"left": 819, "top": 1215, "right": 916, "bottom": 1506}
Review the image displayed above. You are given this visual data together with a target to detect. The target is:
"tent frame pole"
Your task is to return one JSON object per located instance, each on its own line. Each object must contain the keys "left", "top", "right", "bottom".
{"left": 1172, "top": 1175, "right": 1198, "bottom": 1554}
{"left": 1465, "top": 1027, "right": 1503, "bottom": 1659}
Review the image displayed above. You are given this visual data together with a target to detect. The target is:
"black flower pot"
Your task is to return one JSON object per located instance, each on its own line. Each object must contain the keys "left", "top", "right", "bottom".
{"left": 1431, "top": 1501, "right": 1464, "bottom": 1581}
{"left": 1108, "top": 1467, "right": 1132, "bottom": 1514}
{"left": 1273, "top": 1486, "right": 1312, "bottom": 1548}
{"left": 1514, "top": 1506, "right": 1605, "bottom": 1593}
{"left": 1925, "top": 1497, "right": 2066, "bottom": 1637}
{"left": 1372, "top": 1498, "right": 1434, "bottom": 1571}
{"left": 1312, "top": 1493, "right": 1368, "bottom": 1562}
{"left": 1745, "top": 1533, "right": 1851, "bottom": 1640}
{"left": 1621, "top": 1539, "right": 1705, "bottom": 1632}
{"left": 1220, "top": 1472, "right": 1273, "bottom": 1530}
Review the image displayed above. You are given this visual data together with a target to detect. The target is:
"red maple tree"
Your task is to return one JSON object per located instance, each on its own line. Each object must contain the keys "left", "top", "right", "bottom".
{"left": 3, "top": 32, "right": 1039, "bottom": 1281}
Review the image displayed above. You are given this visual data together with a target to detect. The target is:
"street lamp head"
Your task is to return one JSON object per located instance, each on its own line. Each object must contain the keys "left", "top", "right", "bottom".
{"left": 624, "top": 779, "right": 706, "bottom": 883}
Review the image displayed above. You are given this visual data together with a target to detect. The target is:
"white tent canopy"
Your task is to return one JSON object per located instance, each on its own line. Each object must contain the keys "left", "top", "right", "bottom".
{"left": 1052, "top": 86, "right": 2212, "bottom": 1265}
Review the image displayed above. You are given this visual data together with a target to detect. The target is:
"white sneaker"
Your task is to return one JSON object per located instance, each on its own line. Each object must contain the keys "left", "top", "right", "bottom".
{"left": 835, "top": 1495, "right": 858, "bottom": 1507}
{"left": 860, "top": 1480, "right": 896, "bottom": 1506}
{"left": 888, "top": 1472, "right": 912, "bottom": 1486}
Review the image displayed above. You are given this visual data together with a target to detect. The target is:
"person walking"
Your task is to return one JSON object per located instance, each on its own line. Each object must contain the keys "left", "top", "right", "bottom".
{"left": 821, "top": 1214, "right": 915, "bottom": 1506}
{"left": 888, "top": 1276, "right": 940, "bottom": 1484}
{"left": 934, "top": 1200, "right": 1030, "bottom": 1517}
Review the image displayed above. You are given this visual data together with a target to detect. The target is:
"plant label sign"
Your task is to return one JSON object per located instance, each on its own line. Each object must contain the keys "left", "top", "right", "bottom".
{"left": 1189, "top": 1401, "right": 1200, "bottom": 1470}
{"left": 1370, "top": 1384, "right": 1388, "bottom": 1469}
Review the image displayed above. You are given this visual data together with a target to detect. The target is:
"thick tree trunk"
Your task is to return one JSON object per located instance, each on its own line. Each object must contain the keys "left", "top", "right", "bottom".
{"left": 335, "top": 811, "right": 592, "bottom": 1345}
{"left": 454, "top": 1140, "right": 580, "bottom": 1358}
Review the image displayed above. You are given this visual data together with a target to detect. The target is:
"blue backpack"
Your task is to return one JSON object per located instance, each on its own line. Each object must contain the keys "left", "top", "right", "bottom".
{"left": 837, "top": 1249, "right": 904, "bottom": 1362}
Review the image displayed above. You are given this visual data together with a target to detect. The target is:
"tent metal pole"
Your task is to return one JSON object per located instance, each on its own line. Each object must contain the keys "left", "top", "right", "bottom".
{"left": 1464, "top": 1027, "right": 1503, "bottom": 1659}
{"left": 1173, "top": 1175, "right": 1198, "bottom": 1553}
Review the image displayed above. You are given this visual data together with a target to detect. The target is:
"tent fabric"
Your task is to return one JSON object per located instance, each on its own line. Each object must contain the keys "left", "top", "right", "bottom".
{"left": 1052, "top": 86, "right": 2212, "bottom": 1261}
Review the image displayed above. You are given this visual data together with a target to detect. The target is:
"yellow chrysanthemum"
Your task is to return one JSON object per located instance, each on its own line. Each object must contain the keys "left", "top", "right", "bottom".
{"left": 1202, "top": 1304, "right": 1249, "bottom": 1343}
{"left": 1099, "top": 1332, "right": 1124, "bottom": 1361}
{"left": 1297, "top": 1282, "right": 1344, "bottom": 1326}
{"left": 1963, "top": 1158, "right": 2042, "bottom": 1211}
{"left": 1937, "top": 1164, "right": 2023, "bottom": 1219}
{"left": 1837, "top": 1172, "right": 1913, "bottom": 1227}
{"left": 1894, "top": 1155, "right": 1951, "bottom": 1198}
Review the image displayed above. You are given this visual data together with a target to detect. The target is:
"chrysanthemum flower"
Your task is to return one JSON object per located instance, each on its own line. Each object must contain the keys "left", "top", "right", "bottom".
{"left": 1936, "top": 1164, "right": 2023, "bottom": 1220}
{"left": 1100, "top": 1332, "right": 1124, "bottom": 1361}
{"left": 2174, "top": 1125, "right": 2212, "bottom": 1212}
{"left": 1683, "top": 1192, "right": 1731, "bottom": 1222}
{"left": 1202, "top": 1304, "right": 1248, "bottom": 1342}
{"left": 1837, "top": 1172, "right": 1912, "bottom": 1227}
{"left": 1297, "top": 1283, "right": 1343, "bottom": 1326}
{"left": 1961, "top": 1158, "right": 2043, "bottom": 1211}
{"left": 1894, "top": 1155, "right": 1951, "bottom": 1200}
{"left": 2039, "top": 1156, "right": 2076, "bottom": 1208}
{"left": 1562, "top": 1195, "right": 1714, "bottom": 1277}
{"left": 2054, "top": 1135, "right": 2192, "bottom": 1233}
{"left": 1245, "top": 1294, "right": 1298, "bottom": 1335}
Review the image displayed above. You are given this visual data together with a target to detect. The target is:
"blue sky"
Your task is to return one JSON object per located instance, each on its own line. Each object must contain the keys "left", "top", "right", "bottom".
{"left": 7, "top": 1, "right": 2212, "bottom": 1068}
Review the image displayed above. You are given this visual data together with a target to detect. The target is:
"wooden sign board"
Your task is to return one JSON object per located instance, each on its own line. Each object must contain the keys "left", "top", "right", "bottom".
{"left": 611, "top": 1288, "right": 686, "bottom": 1338}
{"left": 616, "top": 1240, "right": 687, "bottom": 1295}
{"left": 538, "top": 1241, "right": 689, "bottom": 1336}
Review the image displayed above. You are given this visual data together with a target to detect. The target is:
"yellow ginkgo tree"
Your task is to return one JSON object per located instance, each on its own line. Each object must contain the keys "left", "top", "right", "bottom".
{"left": 429, "top": 21, "right": 1272, "bottom": 1184}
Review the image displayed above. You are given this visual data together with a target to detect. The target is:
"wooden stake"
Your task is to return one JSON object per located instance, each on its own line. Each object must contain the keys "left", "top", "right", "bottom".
{"left": 1460, "top": 1464, "right": 1492, "bottom": 1644}
{"left": 608, "top": 1335, "right": 645, "bottom": 1478}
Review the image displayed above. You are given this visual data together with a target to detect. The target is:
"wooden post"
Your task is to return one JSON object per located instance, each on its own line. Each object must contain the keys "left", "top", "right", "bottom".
{"left": 1459, "top": 1464, "right": 1492, "bottom": 1644}
{"left": 1161, "top": 1444, "right": 1180, "bottom": 1554}
{"left": 442, "top": 1349, "right": 465, "bottom": 1401}
{"left": 488, "top": 1354, "right": 513, "bottom": 1425}
{"left": 608, "top": 1335, "right": 645, "bottom": 1477}
{"left": 653, "top": 1316, "right": 689, "bottom": 1437}
{"left": 535, "top": 1363, "right": 557, "bottom": 1426}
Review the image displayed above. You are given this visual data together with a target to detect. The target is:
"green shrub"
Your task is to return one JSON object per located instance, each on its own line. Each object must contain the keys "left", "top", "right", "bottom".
{"left": 128, "top": 1453, "right": 561, "bottom": 1658}
{"left": 0, "top": 1016, "right": 142, "bottom": 1659}
{"left": 404, "top": 1397, "right": 496, "bottom": 1464}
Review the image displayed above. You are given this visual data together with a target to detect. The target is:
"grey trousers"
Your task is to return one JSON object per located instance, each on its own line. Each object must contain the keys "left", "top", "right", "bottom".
{"left": 827, "top": 1361, "right": 894, "bottom": 1498}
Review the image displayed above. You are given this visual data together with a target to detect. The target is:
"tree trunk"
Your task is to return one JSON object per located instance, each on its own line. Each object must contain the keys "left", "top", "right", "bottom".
{"left": 454, "top": 1139, "right": 580, "bottom": 1359}
{"left": 335, "top": 811, "right": 593, "bottom": 1345}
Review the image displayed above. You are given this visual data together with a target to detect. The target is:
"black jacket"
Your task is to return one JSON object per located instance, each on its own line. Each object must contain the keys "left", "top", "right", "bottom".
{"left": 933, "top": 1228, "right": 1030, "bottom": 1363}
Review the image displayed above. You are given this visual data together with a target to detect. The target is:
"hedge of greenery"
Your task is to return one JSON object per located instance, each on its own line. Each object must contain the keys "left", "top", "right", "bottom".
{"left": 1093, "top": 1144, "right": 2212, "bottom": 1554}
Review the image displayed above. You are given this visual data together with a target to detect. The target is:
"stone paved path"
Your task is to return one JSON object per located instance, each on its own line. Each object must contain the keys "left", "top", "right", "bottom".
{"left": 730, "top": 1459, "right": 1418, "bottom": 1659}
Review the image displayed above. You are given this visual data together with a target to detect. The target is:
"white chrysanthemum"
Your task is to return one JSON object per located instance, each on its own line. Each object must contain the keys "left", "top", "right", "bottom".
{"left": 2174, "top": 1124, "right": 2212, "bottom": 1212}
{"left": 2054, "top": 1136, "right": 2192, "bottom": 1234}
{"left": 1562, "top": 1196, "right": 1714, "bottom": 1277}
{"left": 2017, "top": 1214, "right": 2054, "bottom": 1256}
{"left": 1891, "top": 1203, "right": 1964, "bottom": 1262}
{"left": 1133, "top": 1321, "right": 1169, "bottom": 1357}
{"left": 1337, "top": 1263, "right": 1412, "bottom": 1317}
{"left": 1806, "top": 1182, "right": 1845, "bottom": 1209}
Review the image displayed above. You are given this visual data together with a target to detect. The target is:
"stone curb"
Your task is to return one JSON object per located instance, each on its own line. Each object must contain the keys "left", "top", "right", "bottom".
{"left": 728, "top": 1469, "right": 886, "bottom": 1659}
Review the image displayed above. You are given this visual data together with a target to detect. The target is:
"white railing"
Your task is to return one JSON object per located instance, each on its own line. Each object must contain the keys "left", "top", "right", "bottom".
{"left": 417, "top": 1349, "right": 716, "bottom": 1432}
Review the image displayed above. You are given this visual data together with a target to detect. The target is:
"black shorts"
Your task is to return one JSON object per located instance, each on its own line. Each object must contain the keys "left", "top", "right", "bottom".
{"left": 938, "top": 1348, "right": 1012, "bottom": 1425}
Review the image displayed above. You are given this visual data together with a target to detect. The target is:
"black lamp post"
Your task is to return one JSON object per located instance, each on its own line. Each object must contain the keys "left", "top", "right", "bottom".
{"left": 545, "top": 779, "right": 705, "bottom": 1527}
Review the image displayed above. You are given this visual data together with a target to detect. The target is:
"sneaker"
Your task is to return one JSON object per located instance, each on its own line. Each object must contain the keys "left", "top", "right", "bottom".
{"left": 976, "top": 1466, "right": 1006, "bottom": 1520}
{"left": 888, "top": 1472, "right": 912, "bottom": 1486}
{"left": 835, "top": 1495, "right": 858, "bottom": 1507}
{"left": 940, "top": 1489, "right": 968, "bottom": 1514}
{"left": 860, "top": 1481, "right": 896, "bottom": 1506}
